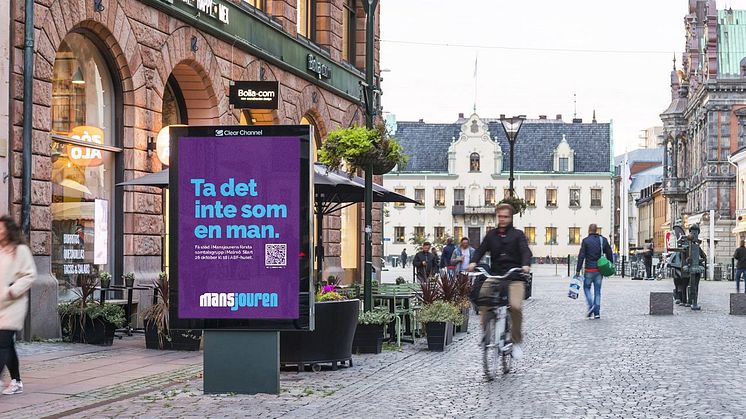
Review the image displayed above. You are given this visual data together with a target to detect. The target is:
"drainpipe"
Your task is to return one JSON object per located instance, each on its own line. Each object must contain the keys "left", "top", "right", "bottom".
{"left": 21, "top": 0, "right": 35, "bottom": 341}
{"left": 22, "top": 0, "right": 34, "bottom": 238}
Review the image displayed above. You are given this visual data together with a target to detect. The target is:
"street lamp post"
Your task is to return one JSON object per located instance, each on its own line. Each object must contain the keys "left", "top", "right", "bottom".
{"left": 361, "top": 0, "right": 379, "bottom": 312}
{"left": 499, "top": 116, "right": 525, "bottom": 197}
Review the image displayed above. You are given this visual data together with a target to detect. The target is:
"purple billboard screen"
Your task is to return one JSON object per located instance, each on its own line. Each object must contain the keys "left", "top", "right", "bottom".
{"left": 176, "top": 135, "right": 303, "bottom": 319}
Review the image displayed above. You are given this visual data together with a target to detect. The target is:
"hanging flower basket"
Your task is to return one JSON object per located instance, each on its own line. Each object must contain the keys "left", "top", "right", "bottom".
{"left": 319, "top": 125, "right": 408, "bottom": 177}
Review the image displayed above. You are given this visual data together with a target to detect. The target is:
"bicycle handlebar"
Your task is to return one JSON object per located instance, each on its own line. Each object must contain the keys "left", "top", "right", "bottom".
{"left": 466, "top": 267, "right": 525, "bottom": 280}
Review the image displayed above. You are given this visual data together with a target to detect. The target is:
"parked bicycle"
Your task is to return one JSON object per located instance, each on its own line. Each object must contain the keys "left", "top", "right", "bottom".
{"left": 468, "top": 266, "right": 526, "bottom": 380}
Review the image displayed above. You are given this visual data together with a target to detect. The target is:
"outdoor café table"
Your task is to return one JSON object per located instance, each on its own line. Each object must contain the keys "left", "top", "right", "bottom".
{"left": 372, "top": 292, "right": 416, "bottom": 343}
{"left": 108, "top": 285, "right": 153, "bottom": 336}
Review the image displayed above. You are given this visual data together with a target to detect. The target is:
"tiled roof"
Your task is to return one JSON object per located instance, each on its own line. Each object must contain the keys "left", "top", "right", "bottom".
{"left": 394, "top": 119, "right": 612, "bottom": 173}
{"left": 614, "top": 147, "right": 664, "bottom": 166}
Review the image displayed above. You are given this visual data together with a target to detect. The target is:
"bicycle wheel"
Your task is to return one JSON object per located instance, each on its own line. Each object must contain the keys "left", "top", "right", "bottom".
{"left": 501, "top": 310, "right": 512, "bottom": 374}
{"left": 482, "top": 310, "right": 499, "bottom": 381}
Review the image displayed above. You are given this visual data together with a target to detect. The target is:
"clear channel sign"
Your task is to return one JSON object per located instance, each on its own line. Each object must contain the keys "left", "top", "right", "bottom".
{"left": 169, "top": 125, "right": 313, "bottom": 331}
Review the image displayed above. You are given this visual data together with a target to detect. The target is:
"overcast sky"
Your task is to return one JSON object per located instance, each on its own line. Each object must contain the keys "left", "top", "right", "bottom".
{"left": 380, "top": 0, "right": 746, "bottom": 155}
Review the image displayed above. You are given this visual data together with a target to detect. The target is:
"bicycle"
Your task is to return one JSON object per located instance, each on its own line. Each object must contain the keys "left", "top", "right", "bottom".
{"left": 468, "top": 266, "right": 525, "bottom": 381}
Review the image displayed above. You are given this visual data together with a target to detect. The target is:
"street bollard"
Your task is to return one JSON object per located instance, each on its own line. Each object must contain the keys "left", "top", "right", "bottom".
{"left": 732, "top": 258, "right": 736, "bottom": 282}
{"left": 567, "top": 254, "right": 571, "bottom": 277}
{"left": 621, "top": 256, "right": 626, "bottom": 278}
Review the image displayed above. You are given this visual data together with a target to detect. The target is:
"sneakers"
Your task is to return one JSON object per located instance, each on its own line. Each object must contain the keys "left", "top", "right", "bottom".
{"left": 511, "top": 343, "right": 523, "bottom": 359}
{"left": 586, "top": 306, "right": 594, "bottom": 318}
{"left": 2, "top": 379, "right": 22, "bottom": 395}
{"left": 594, "top": 315, "right": 601, "bottom": 320}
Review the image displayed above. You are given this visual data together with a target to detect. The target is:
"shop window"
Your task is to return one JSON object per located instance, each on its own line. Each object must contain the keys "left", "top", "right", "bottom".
{"left": 434, "top": 188, "right": 445, "bottom": 207}
{"left": 414, "top": 189, "right": 425, "bottom": 207}
{"left": 394, "top": 226, "right": 405, "bottom": 243}
{"left": 591, "top": 188, "right": 602, "bottom": 208}
{"left": 525, "top": 188, "right": 536, "bottom": 207}
{"left": 545, "top": 227, "right": 558, "bottom": 245}
{"left": 484, "top": 189, "right": 496, "bottom": 206}
{"left": 569, "top": 188, "right": 581, "bottom": 208}
{"left": 454, "top": 189, "right": 464, "bottom": 206}
{"left": 51, "top": 33, "right": 117, "bottom": 291}
{"left": 524, "top": 227, "right": 536, "bottom": 245}
{"left": 470, "top": 153, "right": 480, "bottom": 172}
{"left": 394, "top": 188, "right": 406, "bottom": 208}
{"left": 298, "top": 0, "right": 317, "bottom": 41}
{"left": 546, "top": 189, "right": 558, "bottom": 208}
{"left": 244, "top": 0, "right": 268, "bottom": 12}
{"left": 342, "top": 0, "right": 356, "bottom": 62}
{"left": 453, "top": 226, "right": 463, "bottom": 241}
{"left": 569, "top": 227, "right": 581, "bottom": 245}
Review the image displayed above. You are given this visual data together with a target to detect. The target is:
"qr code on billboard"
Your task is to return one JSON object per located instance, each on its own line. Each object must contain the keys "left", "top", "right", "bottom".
{"left": 265, "top": 244, "right": 287, "bottom": 267}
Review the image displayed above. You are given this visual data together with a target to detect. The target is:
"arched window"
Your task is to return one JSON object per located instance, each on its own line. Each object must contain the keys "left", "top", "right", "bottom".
{"left": 50, "top": 32, "right": 118, "bottom": 293}
{"left": 470, "top": 152, "right": 480, "bottom": 172}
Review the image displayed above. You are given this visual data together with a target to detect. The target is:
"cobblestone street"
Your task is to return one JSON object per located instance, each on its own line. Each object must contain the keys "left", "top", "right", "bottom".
{"left": 3, "top": 267, "right": 745, "bottom": 418}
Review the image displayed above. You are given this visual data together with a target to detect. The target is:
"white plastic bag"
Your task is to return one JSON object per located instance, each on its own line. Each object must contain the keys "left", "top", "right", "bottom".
{"left": 567, "top": 275, "right": 582, "bottom": 299}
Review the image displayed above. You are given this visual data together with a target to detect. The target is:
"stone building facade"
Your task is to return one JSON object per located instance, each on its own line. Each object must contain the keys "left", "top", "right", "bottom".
{"left": 661, "top": 1, "right": 746, "bottom": 266}
{"left": 9, "top": 0, "right": 381, "bottom": 337}
{"left": 383, "top": 113, "right": 614, "bottom": 262}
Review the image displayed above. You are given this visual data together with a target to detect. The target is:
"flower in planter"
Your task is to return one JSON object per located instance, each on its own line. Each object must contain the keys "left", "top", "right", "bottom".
{"left": 357, "top": 307, "right": 394, "bottom": 325}
{"left": 98, "top": 271, "right": 112, "bottom": 288}
{"left": 122, "top": 272, "right": 135, "bottom": 288}
{"left": 316, "top": 284, "right": 346, "bottom": 302}
{"left": 418, "top": 300, "right": 464, "bottom": 325}
{"left": 318, "top": 125, "right": 409, "bottom": 177}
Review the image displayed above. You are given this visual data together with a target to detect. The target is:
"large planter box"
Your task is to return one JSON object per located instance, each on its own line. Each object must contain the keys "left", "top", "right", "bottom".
{"left": 281, "top": 299, "right": 359, "bottom": 371}
{"left": 61, "top": 314, "right": 117, "bottom": 346}
{"left": 425, "top": 321, "right": 452, "bottom": 351}
{"left": 144, "top": 323, "right": 202, "bottom": 351}
{"left": 352, "top": 323, "right": 385, "bottom": 354}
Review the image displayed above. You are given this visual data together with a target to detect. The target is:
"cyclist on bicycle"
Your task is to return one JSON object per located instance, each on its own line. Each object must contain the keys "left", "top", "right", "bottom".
{"left": 467, "top": 203, "right": 532, "bottom": 359}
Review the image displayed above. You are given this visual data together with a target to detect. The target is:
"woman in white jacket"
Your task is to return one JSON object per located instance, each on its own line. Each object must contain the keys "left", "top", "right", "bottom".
{"left": 0, "top": 216, "right": 37, "bottom": 395}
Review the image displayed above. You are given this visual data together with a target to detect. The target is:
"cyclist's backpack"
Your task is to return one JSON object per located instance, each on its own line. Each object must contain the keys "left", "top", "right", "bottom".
{"left": 597, "top": 236, "right": 615, "bottom": 277}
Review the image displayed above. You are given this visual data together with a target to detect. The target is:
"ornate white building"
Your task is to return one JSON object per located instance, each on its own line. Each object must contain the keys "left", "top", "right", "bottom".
{"left": 383, "top": 113, "right": 614, "bottom": 261}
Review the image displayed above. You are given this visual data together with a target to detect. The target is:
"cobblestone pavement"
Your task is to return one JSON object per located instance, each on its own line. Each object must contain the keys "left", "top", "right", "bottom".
{"left": 5, "top": 268, "right": 746, "bottom": 418}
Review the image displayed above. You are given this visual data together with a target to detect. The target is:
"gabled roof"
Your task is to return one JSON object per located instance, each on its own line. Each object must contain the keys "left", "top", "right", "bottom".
{"left": 394, "top": 118, "right": 612, "bottom": 173}
{"left": 614, "top": 147, "right": 664, "bottom": 166}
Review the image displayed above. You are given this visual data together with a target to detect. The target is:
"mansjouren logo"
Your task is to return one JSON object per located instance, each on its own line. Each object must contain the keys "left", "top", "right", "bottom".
{"left": 199, "top": 292, "right": 279, "bottom": 311}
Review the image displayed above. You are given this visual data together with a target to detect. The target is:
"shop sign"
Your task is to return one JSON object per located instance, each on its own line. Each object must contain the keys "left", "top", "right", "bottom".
{"left": 229, "top": 81, "right": 279, "bottom": 109}
{"left": 62, "top": 233, "right": 90, "bottom": 275}
{"left": 69, "top": 126, "right": 104, "bottom": 167}
{"left": 307, "top": 55, "right": 332, "bottom": 80}
{"left": 169, "top": 125, "right": 312, "bottom": 330}
{"left": 179, "top": 0, "right": 230, "bottom": 24}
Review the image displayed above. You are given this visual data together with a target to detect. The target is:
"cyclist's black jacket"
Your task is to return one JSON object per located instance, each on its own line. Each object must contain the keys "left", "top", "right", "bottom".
{"left": 472, "top": 225, "right": 532, "bottom": 278}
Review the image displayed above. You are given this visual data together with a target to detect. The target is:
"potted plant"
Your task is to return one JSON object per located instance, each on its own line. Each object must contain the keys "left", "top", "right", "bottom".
{"left": 143, "top": 272, "right": 202, "bottom": 351}
{"left": 439, "top": 270, "right": 473, "bottom": 333}
{"left": 498, "top": 196, "right": 529, "bottom": 216}
{"left": 57, "top": 275, "right": 125, "bottom": 346}
{"left": 352, "top": 308, "right": 394, "bottom": 354}
{"left": 419, "top": 300, "right": 463, "bottom": 351}
{"left": 280, "top": 285, "right": 359, "bottom": 371}
{"left": 123, "top": 272, "right": 135, "bottom": 288}
{"left": 99, "top": 271, "right": 112, "bottom": 289}
{"left": 318, "top": 125, "right": 408, "bottom": 176}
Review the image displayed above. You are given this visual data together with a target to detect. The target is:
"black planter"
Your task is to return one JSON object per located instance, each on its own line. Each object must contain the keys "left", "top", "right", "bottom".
{"left": 281, "top": 299, "right": 359, "bottom": 371}
{"left": 62, "top": 314, "right": 117, "bottom": 346}
{"left": 352, "top": 323, "right": 385, "bottom": 354}
{"left": 144, "top": 323, "right": 202, "bottom": 351}
{"left": 425, "top": 321, "right": 451, "bottom": 351}
{"left": 456, "top": 307, "right": 470, "bottom": 333}
{"left": 446, "top": 322, "right": 454, "bottom": 345}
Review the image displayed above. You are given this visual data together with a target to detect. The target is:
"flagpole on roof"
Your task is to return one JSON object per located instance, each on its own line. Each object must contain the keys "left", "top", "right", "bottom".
{"left": 473, "top": 51, "right": 478, "bottom": 113}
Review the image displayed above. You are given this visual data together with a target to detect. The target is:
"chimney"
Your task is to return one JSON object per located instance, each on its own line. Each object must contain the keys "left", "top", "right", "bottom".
{"left": 539, "top": 115, "right": 547, "bottom": 120}
{"left": 572, "top": 118, "right": 583, "bottom": 123}
{"left": 458, "top": 113, "right": 464, "bottom": 118}
{"left": 418, "top": 118, "right": 424, "bottom": 123}
{"left": 556, "top": 114, "right": 562, "bottom": 120}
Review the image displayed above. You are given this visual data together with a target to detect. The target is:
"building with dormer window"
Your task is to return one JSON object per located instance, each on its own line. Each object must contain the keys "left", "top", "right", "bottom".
{"left": 383, "top": 113, "right": 614, "bottom": 260}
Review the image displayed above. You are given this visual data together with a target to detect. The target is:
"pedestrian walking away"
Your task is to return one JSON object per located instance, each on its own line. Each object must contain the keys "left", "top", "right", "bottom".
{"left": 468, "top": 203, "right": 532, "bottom": 359}
{"left": 400, "top": 249, "right": 408, "bottom": 269}
{"left": 576, "top": 224, "right": 613, "bottom": 319}
{"left": 733, "top": 240, "right": 746, "bottom": 293}
{"left": 643, "top": 242, "right": 654, "bottom": 279}
{"left": 0, "top": 216, "right": 38, "bottom": 396}
{"left": 413, "top": 242, "right": 439, "bottom": 279}
{"left": 441, "top": 238, "right": 456, "bottom": 277}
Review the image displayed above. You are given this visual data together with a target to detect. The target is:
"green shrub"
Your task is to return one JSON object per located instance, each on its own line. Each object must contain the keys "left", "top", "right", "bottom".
{"left": 358, "top": 308, "right": 394, "bottom": 325}
{"left": 419, "top": 300, "right": 463, "bottom": 324}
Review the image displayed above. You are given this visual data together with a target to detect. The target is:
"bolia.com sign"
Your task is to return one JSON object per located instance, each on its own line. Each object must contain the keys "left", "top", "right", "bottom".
{"left": 229, "top": 81, "right": 279, "bottom": 109}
